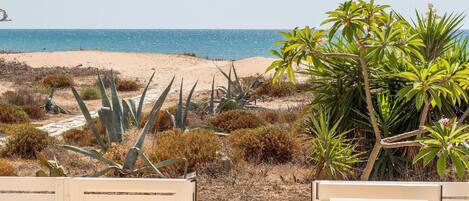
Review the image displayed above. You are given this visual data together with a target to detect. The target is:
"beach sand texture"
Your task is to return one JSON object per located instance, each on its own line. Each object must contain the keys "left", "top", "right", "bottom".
{"left": 0, "top": 51, "right": 276, "bottom": 91}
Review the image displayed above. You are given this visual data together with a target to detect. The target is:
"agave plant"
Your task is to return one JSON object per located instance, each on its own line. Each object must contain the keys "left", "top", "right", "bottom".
{"left": 303, "top": 111, "right": 361, "bottom": 179}
{"left": 214, "top": 63, "right": 261, "bottom": 112}
{"left": 414, "top": 118, "right": 469, "bottom": 179}
{"left": 42, "top": 86, "right": 67, "bottom": 114}
{"left": 172, "top": 79, "right": 197, "bottom": 131}
{"left": 62, "top": 76, "right": 188, "bottom": 178}
{"left": 69, "top": 71, "right": 155, "bottom": 151}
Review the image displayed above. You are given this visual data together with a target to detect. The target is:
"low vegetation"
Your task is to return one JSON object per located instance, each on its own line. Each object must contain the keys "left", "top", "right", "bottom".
{"left": 0, "top": 159, "right": 17, "bottom": 176}
{"left": 116, "top": 79, "right": 140, "bottom": 91}
{"left": 80, "top": 87, "right": 100, "bottom": 100}
{"left": 39, "top": 74, "right": 74, "bottom": 88}
{"left": 140, "top": 111, "right": 174, "bottom": 133}
{"left": 1, "top": 124, "right": 51, "bottom": 159}
{"left": 0, "top": 103, "right": 30, "bottom": 124}
{"left": 151, "top": 129, "right": 222, "bottom": 176}
{"left": 208, "top": 109, "right": 265, "bottom": 132}
{"left": 228, "top": 126, "right": 301, "bottom": 163}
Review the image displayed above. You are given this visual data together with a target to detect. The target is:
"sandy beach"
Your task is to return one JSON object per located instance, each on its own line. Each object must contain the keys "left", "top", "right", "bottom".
{"left": 0, "top": 51, "right": 276, "bottom": 91}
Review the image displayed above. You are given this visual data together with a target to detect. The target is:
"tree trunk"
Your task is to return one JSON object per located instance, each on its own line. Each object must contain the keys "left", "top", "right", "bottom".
{"left": 418, "top": 99, "right": 431, "bottom": 138}
{"left": 457, "top": 106, "right": 469, "bottom": 126}
{"left": 358, "top": 47, "right": 382, "bottom": 181}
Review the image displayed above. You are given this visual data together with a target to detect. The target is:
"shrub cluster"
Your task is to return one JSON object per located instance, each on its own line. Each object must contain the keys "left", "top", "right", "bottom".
{"left": 0, "top": 159, "right": 17, "bottom": 176}
{"left": 0, "top": 103, "right": 30, "bottom": 123}
{"left": 117, "top": 79, "right": 140, "bottom": 91}
{"left": 62, "top": 128, "right": 95, "bottom": 147}
{"left": 1, "top": 124, "right": 51, "bottom": 159}
{"left": 140, "top": 111, "right": 174, "bottom": 133}
{"left": 80, "top": 87, "right": 100, "bottom": 100}
{"left": 208, "top": 110, "right": 265, "bottom": 132}
{"left": 151, "top": 129, "right": 221, "bottom": 176}
{"left": 227, "top": 126, "right": 300, "bottom": 163}
{"left": 255, "top": 79, "right": 296, "bottom": 97}
{"left": 1, "top": 89, "right": 46, "bottom": 120}
{"left": 39, "top": 74, "right": 74, "bottom": 88}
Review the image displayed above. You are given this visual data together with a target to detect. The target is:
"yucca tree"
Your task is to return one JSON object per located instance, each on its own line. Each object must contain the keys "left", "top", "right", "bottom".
{"left": 267, "top": 0, "right": 423, "bottom": 180}
{"left": 414, "top": 118, "right": 469, "bottom": 179}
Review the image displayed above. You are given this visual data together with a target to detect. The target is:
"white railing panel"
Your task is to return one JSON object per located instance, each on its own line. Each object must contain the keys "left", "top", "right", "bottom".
{"left": 313, "top": 181, "right": 442, "bottom": 201}
{"left": 68, "top": 178, "right": 195, "bottom": 201}
{"left": 0, "top": 194, "right": 55, "bottom": 201}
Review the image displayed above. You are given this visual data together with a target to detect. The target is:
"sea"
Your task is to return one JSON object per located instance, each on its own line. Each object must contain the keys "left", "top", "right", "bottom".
{"left": 0, "top": 29, "right": 467, "bottom": 60}
{"left": 0, "top": 29, "right": 286, "bottom": 60}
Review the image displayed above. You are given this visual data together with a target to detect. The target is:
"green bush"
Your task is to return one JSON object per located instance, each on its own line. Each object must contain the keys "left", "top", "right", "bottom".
{"left": 227, "top": 126, "right": 300, "bottom": 163}
{"left": 1, "top": 124, "right": 51, "bottom": 159}
{"left": 0, "top": 103, "right": 30, "bottom": 124}
{"left": 39, "top": 74, "right": 74, "bottom": 88}
{"left": 208, "top": 109, "right": 265, "bottom": 132}
{"left": 80, "top": 87, "right": 100, "bottom": 100}
{"left": 0, "top": 159, "right": 17, "bottom": 176}
{"left": 151, "top": 129, "right": 222, "bottom": 176}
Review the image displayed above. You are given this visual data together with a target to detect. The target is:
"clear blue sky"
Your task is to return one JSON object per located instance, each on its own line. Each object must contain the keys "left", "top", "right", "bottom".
{"left": 1, "top": 0, "right": 468, "bottom": 29}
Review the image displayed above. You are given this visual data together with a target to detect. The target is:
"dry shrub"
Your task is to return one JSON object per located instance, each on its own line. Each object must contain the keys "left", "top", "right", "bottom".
{"left": 257, "top": 110, "right": 283, "bottom": 124}
{"left": 83, "top": 117, "right": 106, "bottom": 136}
{"left": 80, "top": 87, "right": 100, "bottom": 100}
{"left": 0, "top": 103, "right": 30, "bottom": 124}
{"left": 39, "top": 74, "right": 74, "bottom": 88}
{"left": 1, "top": 89, "right": 40, "bottom": 106}
{"left": 1, "top": 89, "right": 46, "bottom": 120}
{"left": 117, "top": 79, "right": 140, "bottom": 91}
{"left": 255, "top": 79, "right": 295, "bottom": 97}
{"left": 1, "top": 124, "right": 51, "bottom": 159}
{"left": 140, "top": 111, "right": 174, "bottom": 133}
{"left": 22, "top": 105, "right": 46, "bottom": 119}
{"left": 227, "top": 126, "right": 301, "bottom": 163}
{"left": 62, "top": 129, "right": 94, "bottom": 147}
{"left": 151, "top": 129, "right": 222, "bottom": 176}
{"left": 0, "top": 159, "right": 17, "bottom": 176}
{"left": 208, "top": 110, "right": 265, "bottom": 132}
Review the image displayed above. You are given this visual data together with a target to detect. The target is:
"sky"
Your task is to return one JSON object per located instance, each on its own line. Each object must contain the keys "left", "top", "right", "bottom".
{"left": 1, "top": 0, "right": 468, "bottom": 29}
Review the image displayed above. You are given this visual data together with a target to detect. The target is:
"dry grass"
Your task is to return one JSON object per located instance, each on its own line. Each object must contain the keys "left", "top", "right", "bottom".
{"left": 198, "top": 162, "right": 311, "bottom": 201}
{"left": 80, "top": 87, "right": 100, "bottom": 100}
{"left": 62, "top": 128, "right": 95, "bottom": 147}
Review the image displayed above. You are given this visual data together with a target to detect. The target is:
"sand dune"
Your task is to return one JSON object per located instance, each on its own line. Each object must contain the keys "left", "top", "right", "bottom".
{"left": 0, "top": 51, "right": 276, "bottom": 91}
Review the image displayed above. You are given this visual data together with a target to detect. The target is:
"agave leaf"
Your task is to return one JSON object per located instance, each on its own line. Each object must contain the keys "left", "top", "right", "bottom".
{"left": 59, "top": 144, "right": 120, "bottom": 167}
{"left": 227, "top": 67, "right": 232, "bottom": 99}
{"left": 137, "top": 149, "right": 166, "bottom": 178}
{"left": 176, "top": 79, "right": 184, "bottom": 129}
{"left": 231, "top": 63, "right": 242, "bottom": 92}
{"left": 137, "top": 149, "right": 188, "bottom": 178}
{"left": 182, "top": 81, "right": 198, "bottom": 130}
{"left": 209, "top": 76, "right": 215, "bottom": 115}
{"left": 110, "top": 71, "right": 124, "bottom": 141}
{"left": 122, "top": 77, "right": 175, "bottom": 169}
{"left": 122, "top": 99, "right": 137, "bottom": 130}
{"left": 97, "top": 71, "right": 111, "bottom": 108}
{"left": 71, "top": 86, "right": 107, "bottom": 150}
{"left": 99, "top": 107, "right": 118, "bottom": 143}
{"left": 137, "top": 71, "right": 156, "bottom": 123}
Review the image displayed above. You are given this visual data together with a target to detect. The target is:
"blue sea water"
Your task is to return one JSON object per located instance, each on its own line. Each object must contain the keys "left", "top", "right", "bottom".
{"left": 0, "top": 29, "right": 286, "bottom": 60}
{"left": 0, "top": 29, "right": 467, "bottom": 60}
